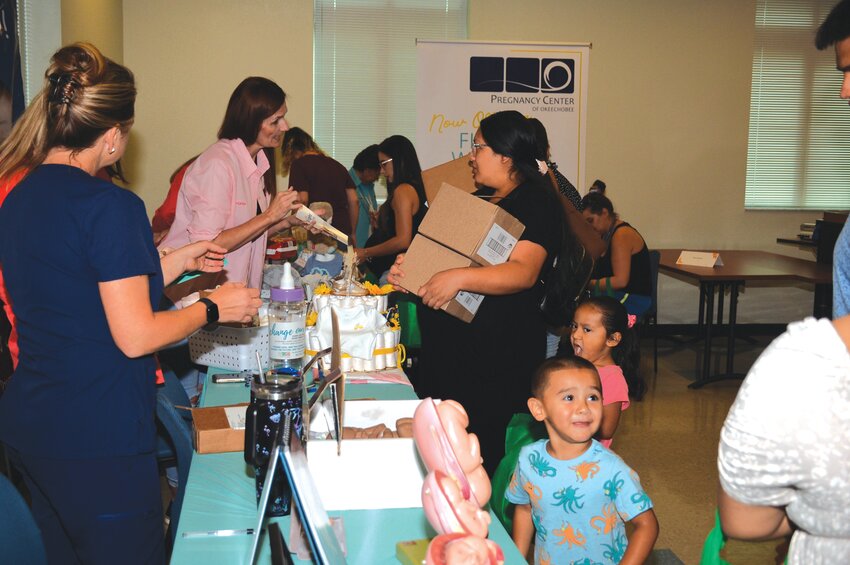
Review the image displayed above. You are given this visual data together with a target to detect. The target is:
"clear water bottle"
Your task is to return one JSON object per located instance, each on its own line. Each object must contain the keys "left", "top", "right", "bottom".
{"left": 268, "top": 262, "right": 306, "bottom": 380}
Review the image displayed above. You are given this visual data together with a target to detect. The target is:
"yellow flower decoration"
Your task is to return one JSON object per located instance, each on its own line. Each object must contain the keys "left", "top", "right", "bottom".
{"left": 388, "top": 311, "right": 401, "bottom": 330}
{"left": 363, "top": 281, "right": 394, "bottom": 295}
{"left": 314, "top": 283, "right": 332, "bottom": 295}
{"left": 306, "top": 311, "right": 318, "bottom": 327}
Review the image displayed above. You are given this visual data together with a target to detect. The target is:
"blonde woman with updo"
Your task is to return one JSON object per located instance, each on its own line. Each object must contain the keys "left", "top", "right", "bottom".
{"left": 0, "top": 43, "right": 261, "bottom": 564}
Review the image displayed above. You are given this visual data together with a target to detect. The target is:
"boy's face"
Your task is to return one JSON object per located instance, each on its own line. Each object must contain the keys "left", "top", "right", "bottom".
{"left": 528, "top": 368, "right": 603, "bottom": 455}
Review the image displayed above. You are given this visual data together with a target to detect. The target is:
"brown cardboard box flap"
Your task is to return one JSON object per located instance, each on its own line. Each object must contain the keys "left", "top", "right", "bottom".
{"left": 422, "top": 155, "right": 475, "bottom": 203}
{"left": 400, "top": 235, "right": 483, "bottom": 323}
{"left": 418, "top": 183, "right": 525, "bottom": 266}
{"left": 191, "top": 403, "right": 249, "bottom": 454}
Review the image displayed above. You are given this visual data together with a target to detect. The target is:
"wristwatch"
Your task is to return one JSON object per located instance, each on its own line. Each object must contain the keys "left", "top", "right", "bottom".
{"left": 197, "top": 297, "right": 219, "bottom": 325}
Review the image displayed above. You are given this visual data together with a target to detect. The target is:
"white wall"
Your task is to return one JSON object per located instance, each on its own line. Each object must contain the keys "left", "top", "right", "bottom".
{"left": 470, "top": 0, "right": 823, "bottom": 323}
{"left": 121, "top": 0, "right": 312, "bottom": 213}
{"left": 62, "top": 0, "right": 123, "bottom": 62}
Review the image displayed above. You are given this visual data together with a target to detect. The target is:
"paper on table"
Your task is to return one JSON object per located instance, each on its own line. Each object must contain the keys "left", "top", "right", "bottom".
{"left": 345, "top": 369, "right": 413, "bottom": 387}
{"left": 677, "top": 250, "right": 724, "bottom": 268}
{"left": 223, "top": 406, "right": 246, "bottom": 429}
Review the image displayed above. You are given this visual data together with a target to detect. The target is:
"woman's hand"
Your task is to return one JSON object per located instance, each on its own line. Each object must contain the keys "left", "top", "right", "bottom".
{"left": 285, "top": 208, "right": 324, "bottom": 235}
{"left": 387, "top": 253, "right": 408, "bottom": 293}
{"left": 418, "top": 269, "right": 465, "bottom": 309}
{"left": 159, "top": 240, "right": 229, "bottom": 286}
{"left": 207, "top": 282, "right": 263, "bottom": 325}
{"left": 265, "top": 189, "right": 301, "bottom": 223}
{"left": 179, "top": 241, "right": 228, "bottom": 273}
{"left": 355, "top": 248, "right": 367, "bottom": 263}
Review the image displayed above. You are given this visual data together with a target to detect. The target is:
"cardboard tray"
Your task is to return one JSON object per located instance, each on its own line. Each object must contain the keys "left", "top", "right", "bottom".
{"left": 191, "top": 403, "right": 249, "bottom": 454}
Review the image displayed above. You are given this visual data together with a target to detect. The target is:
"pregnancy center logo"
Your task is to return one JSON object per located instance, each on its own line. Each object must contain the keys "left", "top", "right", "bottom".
{"left": 469, "top": 57, "right": 574, "bottom": 93}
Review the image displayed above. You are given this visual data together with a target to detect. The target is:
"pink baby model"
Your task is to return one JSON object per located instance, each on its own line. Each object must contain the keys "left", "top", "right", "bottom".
{"left": 413, "top": 398, "right": 504, "bottom": 565}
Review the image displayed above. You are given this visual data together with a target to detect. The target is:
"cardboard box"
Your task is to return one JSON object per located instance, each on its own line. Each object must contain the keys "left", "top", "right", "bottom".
{"left": 421, "top": 154, "right": 476, "bottom": 203}
{"left": 400, "top": 235, "right": 483, "bottom": 323}
{"left": 191, "top": 403, "right": 249, "bottom": 454}
{"left": 418, "top": 183, "right": 525, "bottom": 266}
{"left": 307, "top": 400, "right": 426, "bottom": 511}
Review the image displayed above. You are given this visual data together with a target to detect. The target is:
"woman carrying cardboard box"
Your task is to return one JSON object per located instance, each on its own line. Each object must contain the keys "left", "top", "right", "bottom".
{"left": 389, "top": 110, "right": 584, "bottom": 474}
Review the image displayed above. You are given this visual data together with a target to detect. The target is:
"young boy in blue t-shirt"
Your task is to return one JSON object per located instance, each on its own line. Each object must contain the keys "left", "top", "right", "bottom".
{"left": 507, "top": 357, "right": 658, "bottom": 564}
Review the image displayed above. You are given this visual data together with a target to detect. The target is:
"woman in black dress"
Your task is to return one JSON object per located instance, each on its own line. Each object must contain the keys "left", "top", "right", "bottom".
{"left": 355, "top": 135, "right": 427, "bottom": 282}
{"left": 390, "top": 111, "right": 576, "bottom": 474}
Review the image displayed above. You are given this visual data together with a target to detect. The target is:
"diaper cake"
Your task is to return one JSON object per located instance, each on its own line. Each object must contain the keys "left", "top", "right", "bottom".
{"left": 304, "top": 252, "right": 401, "bottom": 372}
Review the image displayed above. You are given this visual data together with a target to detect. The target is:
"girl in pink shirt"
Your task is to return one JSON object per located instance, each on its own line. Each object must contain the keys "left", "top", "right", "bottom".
{"left": 569, "top": 295, "right": 644, "bottom": 448}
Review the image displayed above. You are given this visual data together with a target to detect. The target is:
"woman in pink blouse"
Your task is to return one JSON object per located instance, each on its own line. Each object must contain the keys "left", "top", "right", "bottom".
{"left": 159, "top": 77, "right": 300, "bottom": 289}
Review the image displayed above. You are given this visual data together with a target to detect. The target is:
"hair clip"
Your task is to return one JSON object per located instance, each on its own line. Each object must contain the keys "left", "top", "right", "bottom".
{"left": 48, "top": 73, "right": 79, "bottom": 105}
{"left": 536, "top": 159, "right": 548, "bottom": 175}
{"left": 627, "top": 314, "right": 637, "bottom": 328}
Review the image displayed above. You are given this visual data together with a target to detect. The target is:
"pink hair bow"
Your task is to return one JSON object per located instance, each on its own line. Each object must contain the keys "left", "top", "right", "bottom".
{"left": 627, "top": 314, "right": 637, "bottom": 328}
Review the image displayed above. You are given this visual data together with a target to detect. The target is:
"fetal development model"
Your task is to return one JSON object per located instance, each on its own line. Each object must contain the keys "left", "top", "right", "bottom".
{"left": 413, "top": 398, "right": 504, "bottom": 565}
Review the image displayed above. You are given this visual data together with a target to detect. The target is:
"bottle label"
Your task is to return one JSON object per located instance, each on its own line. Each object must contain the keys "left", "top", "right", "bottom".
{"left": 269, "top": 321, "right": 305, "bottom": 360}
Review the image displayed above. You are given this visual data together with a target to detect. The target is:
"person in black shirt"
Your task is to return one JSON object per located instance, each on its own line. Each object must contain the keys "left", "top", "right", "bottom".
{"left": 582, "top": 192, "right": 652, "bottom": 316}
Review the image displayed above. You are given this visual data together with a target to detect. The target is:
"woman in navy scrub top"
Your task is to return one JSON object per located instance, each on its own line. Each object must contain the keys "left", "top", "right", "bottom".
{"left": 0, "top": 43, "right": 262, "bottom": 564}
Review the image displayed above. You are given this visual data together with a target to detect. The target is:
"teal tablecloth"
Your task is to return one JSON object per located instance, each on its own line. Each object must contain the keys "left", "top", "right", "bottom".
{"left": 170, "top": 371, "right": 525, "bottom": 564}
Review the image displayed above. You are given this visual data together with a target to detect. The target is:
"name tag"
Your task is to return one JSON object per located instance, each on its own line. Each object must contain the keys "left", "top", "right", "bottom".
{"left": 677, "top": 251, "right": 723, "bottom": 268}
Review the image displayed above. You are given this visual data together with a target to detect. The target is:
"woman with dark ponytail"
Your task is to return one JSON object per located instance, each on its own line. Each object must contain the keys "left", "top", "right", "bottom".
{"left": 390, "top": 110, "right": 581, "bottom": 474}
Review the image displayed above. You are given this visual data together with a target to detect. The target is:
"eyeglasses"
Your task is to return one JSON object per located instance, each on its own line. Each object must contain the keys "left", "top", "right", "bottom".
{"left": 471, "top": 142, "right": 489, "bottom": 155}
{"left": 379, "top": 158, "right": 393, "bottom": 168}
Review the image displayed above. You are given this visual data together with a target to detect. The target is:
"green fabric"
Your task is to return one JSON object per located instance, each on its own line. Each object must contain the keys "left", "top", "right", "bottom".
{"left": 699, "top": 510, "right": 731, "bottom": 565}
{"left": 394, "top": 295, "right": 421, "bottom": 349}
{"left": 490, "top": 414, "right": 548, "bottom": 533}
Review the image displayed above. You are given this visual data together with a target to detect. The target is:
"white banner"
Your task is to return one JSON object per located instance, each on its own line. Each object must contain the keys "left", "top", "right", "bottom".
{"left": 416, "top": 40, "right": 590, "bottom": 192}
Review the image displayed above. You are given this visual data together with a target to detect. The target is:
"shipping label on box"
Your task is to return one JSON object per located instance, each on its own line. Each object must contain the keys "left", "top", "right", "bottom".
{"left": 191, "top": 403, "right": 249, "bottom": 454}
{"left": 418, "top": 182, "right": 525, "bottom": 266}
{"left": 401, "top": 235, "right": 483, "bottom": 323}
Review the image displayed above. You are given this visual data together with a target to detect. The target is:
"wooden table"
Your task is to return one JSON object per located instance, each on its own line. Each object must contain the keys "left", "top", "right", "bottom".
{"left": 658, "top": 249, "right": 832, "bottom": 388}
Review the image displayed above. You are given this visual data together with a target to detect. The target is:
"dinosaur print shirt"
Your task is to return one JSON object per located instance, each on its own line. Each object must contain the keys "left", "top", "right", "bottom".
{"left": 506, "top": 439, "right": 653, "bottom": 565}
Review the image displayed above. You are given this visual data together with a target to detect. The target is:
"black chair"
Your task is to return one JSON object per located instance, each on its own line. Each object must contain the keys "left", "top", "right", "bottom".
{"left": 0, "top": 471, "right": 47, "bottom": 565}
{"left": 155, "top": 368, "right": 194, "bottom": 545}
{"left": 643, "top": 250, "right": 661, "bottom": 374}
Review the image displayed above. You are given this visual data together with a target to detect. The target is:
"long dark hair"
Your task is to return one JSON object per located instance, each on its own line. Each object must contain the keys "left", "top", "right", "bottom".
{"left": 581, "top": 192, "right": 615, "bottom": 216}
{"left": 378, "top": 135, "right": 423, "bottom": 195}
{"left": 576, "top": 296, "right": 645, "bottom": 400}
{"left": 479, "top": 110, "right": 589, "bottom": 329}
{"left": 376, "top": 135, "right": 424, "bottom": 228}
{"left": 218, "top": 77, "right": 285, "bottom": 195}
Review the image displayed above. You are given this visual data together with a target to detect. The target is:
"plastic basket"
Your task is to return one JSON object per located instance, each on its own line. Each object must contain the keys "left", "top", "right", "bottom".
{"left": 188, "top": 325, "right": 269, "bottom": 371}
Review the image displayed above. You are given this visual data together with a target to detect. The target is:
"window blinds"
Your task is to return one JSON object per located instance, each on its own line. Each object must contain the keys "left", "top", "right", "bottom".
{"left": 313, "top": 0, "right": 467, "bottom": 183}
{"left": 745, "top": 0, "right": 850, "bottom": 210}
